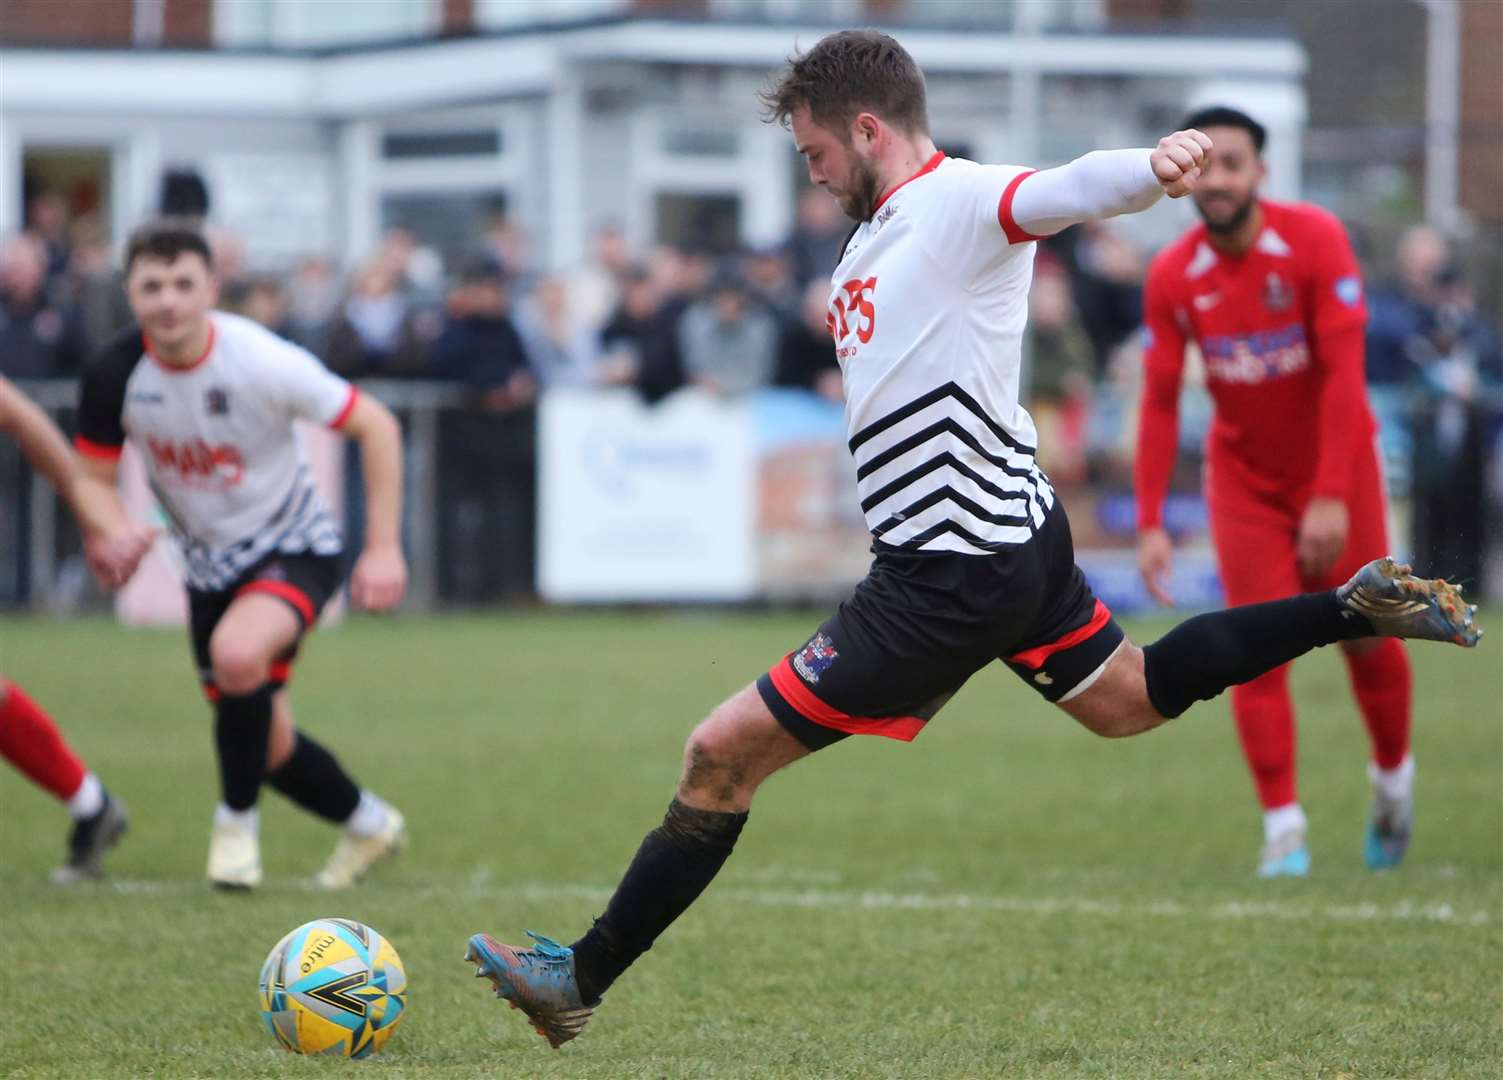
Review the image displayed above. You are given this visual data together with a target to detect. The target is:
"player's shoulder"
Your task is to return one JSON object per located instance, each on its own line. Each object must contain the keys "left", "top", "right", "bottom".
{"left": 211, "top": 309, "right": 298, "bottom": 354}
{"left": 211, "top": 310, "right": 322, "bottom": 371}
{"left": 83, "top": 323, "right": 147, "bottom": 383}
{"left": 1265, "top": 199, "right": 1349, "bottom": 242}
{"left": 932, "top": 156, "right": 1032, "bottom": 189}
{"left": 1146, "top": 228, "right": 1204, "bottom": 288}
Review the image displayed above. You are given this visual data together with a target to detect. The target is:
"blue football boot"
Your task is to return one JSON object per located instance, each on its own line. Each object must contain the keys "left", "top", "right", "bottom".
{"left": 1364, "top": 761, "right": 1414, "bottom": 870}
{"left": 1257, "top": 828, "right": 1310, "bottom": 878}
{"left": 465, "top": 930, "right": 596, "bottom": 1048}
{"left": 1337, "top": 558, "right": 1481, "bottom": 646}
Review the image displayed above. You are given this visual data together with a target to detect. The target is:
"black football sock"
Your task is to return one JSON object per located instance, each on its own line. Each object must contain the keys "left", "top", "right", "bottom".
{"left": 1143, "top": 590, "right": 1372, "bottom": 720}
{"left": 570, "top": 798, "right": 748, "bottom": 1002}
{"left": 266, "top": 732, "right": 362, "bottom": 824}
{"left": 214, "top": 685, "right": 275, "bottom": 811}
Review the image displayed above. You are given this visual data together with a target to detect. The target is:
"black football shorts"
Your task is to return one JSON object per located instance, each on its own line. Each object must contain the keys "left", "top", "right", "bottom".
{"left": 189, "top": 551, "right": 345, "bottom": 700}
{"left": 757, "top": 501, "right": 1124, "bottom": 750}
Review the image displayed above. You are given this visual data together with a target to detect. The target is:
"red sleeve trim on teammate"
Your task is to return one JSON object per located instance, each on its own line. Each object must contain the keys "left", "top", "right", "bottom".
{"left": 998, "top": 170, "right": 1048, "bottom": 245}
{"left": 329, "top": 386, "right": 360, "bottom": 430}
{"left": 768, "top": 657, "right": 926, "bottom": 742}
{"left": 237, "top": 580, "right": 316, "bottom": 626}
{"left": 1006, "top": 600, "right": 1112, "bottom": 670}
{"left": 73, "top": 435, "right": 124, "bottom": 461}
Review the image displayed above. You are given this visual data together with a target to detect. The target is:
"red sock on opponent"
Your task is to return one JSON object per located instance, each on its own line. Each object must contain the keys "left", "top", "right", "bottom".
{"left": 1345, "top": 639, "right": 1412, "bottom": 771}
{"left": 1232, "top": 666, "right": 1297, "bottom": 810}
{"left": 0, "top": 679, "right": 87, "bottom": 802}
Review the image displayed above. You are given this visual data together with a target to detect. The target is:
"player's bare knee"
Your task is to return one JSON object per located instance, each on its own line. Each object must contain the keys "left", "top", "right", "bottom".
{"left": 680, "top": 723, "right": 746, "bottom": 802}
{"left": 209, "top": 635, "right": 270, "bottom": 696}
{"left": 1061, "top": 642, "right": 1164, "bottom": 738}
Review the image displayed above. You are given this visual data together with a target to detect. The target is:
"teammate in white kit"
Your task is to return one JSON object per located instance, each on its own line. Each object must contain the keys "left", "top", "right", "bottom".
{"left": 75, "top": 220, "right": 409, "bottom": 890}
{"left": 462, "top": 32, "right": 1480, "bottom": 1048}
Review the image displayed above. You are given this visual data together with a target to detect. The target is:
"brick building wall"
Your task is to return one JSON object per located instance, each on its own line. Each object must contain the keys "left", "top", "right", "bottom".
{"left": 1459, "top": 0, "right": 1502, "bottom": 225}
{"left": 0, "top": 0, "right": 210, "bottom": 46}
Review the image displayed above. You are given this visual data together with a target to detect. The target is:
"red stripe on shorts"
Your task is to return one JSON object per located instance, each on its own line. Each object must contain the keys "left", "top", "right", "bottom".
{"left": 768, "top": 657, "right": 926, "bottom": 742}
{"left": 236, "top": 580, "right": 316, "bottom": 626}
{"left": 1007, "top": 599, "right": 1112, "bottom": 670}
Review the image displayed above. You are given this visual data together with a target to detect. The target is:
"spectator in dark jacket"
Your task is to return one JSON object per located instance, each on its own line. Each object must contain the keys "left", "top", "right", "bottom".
{"left": 432, "top": 257, "right": 535, "bottom": 410}
{"left": 0, "top": 233, "right": 83, "bottom": 378}
{"left": 775, "top": 279, "right": 842, "bottom": 404}
{"left": 431, "top": 256, "right": 538, "bottom": 602}
{"left": 599, "top": 265, "right": 684, "bottom": 402}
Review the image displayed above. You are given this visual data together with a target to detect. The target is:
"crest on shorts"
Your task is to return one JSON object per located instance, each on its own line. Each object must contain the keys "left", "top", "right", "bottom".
{"left": 205, "top": 387, "right": 230, "bottom": 415}
{"left": 793, "top": 633, "right": 839, "bottom": 684}
{"left": 1262, "top": 272, "right": 1293, "bottom": 312}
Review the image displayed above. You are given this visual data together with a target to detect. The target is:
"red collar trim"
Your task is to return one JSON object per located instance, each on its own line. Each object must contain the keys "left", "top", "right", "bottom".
{"left": 144, "top": 322, "right": 216, "bottom": 374}
{"left": 872, "top": 151, "right": 946, "bottom": 216}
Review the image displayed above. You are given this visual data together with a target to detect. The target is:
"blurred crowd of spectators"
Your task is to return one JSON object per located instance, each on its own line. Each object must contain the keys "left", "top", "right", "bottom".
{"left": 3, "top": 186, "right": 1500, "bottom": 595}
{"left": 0, "top": 188, "right": 865, "bottom": 418}
{"left": 5, "top": 187, "right": 1499, "bottom": 425}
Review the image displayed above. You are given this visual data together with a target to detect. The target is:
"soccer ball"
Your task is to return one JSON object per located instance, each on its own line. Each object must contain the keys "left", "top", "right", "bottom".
{"left": 258, "top": 918, "right": 408, "bottom": 1058}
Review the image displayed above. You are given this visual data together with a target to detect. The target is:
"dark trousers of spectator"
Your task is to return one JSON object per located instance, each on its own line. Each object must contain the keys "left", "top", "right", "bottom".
{"left": 1410, "top": 402, "right": 1490, "bottom": 595}
{"left": 1, "top": 442, "right": 31, "bottom": 606}
{"left": 436, "top": 408, "right": 537, "bottom": 604}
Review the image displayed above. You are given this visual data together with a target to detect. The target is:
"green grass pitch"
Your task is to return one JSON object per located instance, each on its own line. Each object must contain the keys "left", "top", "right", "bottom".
{"left": 1, "top": 610, "right": 1499, "bottom": 1078}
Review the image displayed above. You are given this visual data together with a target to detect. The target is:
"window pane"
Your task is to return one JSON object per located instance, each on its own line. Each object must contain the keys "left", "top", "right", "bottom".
{"left": 381, "top": 130, "right": 503, "bottom": 159}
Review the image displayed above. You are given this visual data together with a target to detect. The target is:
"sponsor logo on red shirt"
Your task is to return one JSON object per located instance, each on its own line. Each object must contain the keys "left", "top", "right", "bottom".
{"left": 1200, "top": 323, "right": 1310, "bottom": 385}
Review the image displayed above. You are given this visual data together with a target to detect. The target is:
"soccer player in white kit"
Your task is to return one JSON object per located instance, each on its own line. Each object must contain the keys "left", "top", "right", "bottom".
{"left": 74, "top": 220, "right": 409, "bottom": 890}
{"left": 463, "top": 31, "right": 1480, "bottom": 1047}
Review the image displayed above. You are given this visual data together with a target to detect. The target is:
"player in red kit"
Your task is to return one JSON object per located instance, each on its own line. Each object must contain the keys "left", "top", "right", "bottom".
{"left": 1135, "top": 106, "right": 1414, "bottom": 877}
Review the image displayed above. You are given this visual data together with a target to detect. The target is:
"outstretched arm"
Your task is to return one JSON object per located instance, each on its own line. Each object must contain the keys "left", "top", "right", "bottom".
{"left": 338, "top": 393, "right": 408, "bottom": 611}
{"left": 0, "top": 376, "right": 147, "bottom": 554}
{"left": 1008, "top": 130, "right": 1212, "bottom": 238}
{"left": 0, "top": 377, "right": 82, "bottom": 508}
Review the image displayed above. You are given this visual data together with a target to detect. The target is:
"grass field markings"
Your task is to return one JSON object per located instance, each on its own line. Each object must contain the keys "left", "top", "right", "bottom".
{"left": 93, "top": 878, "right": 1494, "bottom": 927}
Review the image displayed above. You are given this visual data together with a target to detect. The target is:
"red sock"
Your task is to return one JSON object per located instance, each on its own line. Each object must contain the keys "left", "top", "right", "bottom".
{"left": 1345, "top": 639, "right": 1412, "bottom": 770}
{"left": 1232, "top": 665, "right": 1297, "bottom": 809}
{"left": 0, "top": 679, "right": 87, "bottom": 802}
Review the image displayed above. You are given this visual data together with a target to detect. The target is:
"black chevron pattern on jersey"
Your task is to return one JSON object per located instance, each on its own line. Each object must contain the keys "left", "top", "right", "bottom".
{"left": 849, "top": 381, "right": 1037, "bottom": 457}
{"left": 855, "top": 417, "right": 1037, "bottom": 483}
{"left": 859, "top": 450, "right": 1035, "bottom": 515}
{"left": 871, "top": 484, "right": 1033, "bottom": 539}
{"left": 879, "top": 518, "right": 1024, "bottom": 554}
{"left": 172, "top": 465, "right": 342, "bottom": 590}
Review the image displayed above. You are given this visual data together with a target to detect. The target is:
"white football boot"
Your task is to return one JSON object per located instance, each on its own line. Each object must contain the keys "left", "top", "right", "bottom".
{"left": 315, "top": 807, "right": 407, "bottom": 889}
{"left": 207, "top": 816, "right": 263, "bottom": 890}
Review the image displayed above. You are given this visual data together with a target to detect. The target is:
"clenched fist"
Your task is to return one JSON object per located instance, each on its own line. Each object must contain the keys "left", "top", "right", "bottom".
{"left": 1151, "top": 129, "right": 1213, "bottom": 198}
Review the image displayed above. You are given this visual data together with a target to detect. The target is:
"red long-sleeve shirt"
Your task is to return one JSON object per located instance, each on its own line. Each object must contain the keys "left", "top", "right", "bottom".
{"left": 1135, "top": 200, "right": 1376, "bottom": 529}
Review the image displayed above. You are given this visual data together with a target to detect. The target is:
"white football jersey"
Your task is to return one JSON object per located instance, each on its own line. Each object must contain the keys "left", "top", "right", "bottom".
{"left": 76, "top": 311, "right": 354, "bottom": 590}
{"left": 831, "top": 152, "right": 1055, "bottom": 555}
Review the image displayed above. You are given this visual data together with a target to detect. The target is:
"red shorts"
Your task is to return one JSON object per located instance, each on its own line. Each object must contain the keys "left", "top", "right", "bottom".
{"left": 1208, "top": 439, "right": 1390, "bottom": 607}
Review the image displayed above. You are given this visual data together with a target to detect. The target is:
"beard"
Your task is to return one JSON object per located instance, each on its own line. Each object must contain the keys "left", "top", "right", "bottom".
{"left": 1195, "top": 191, "right": 1256, "bottom": 235}
{"left": 835, "top": 155, "right": 885, "bottom": 221}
